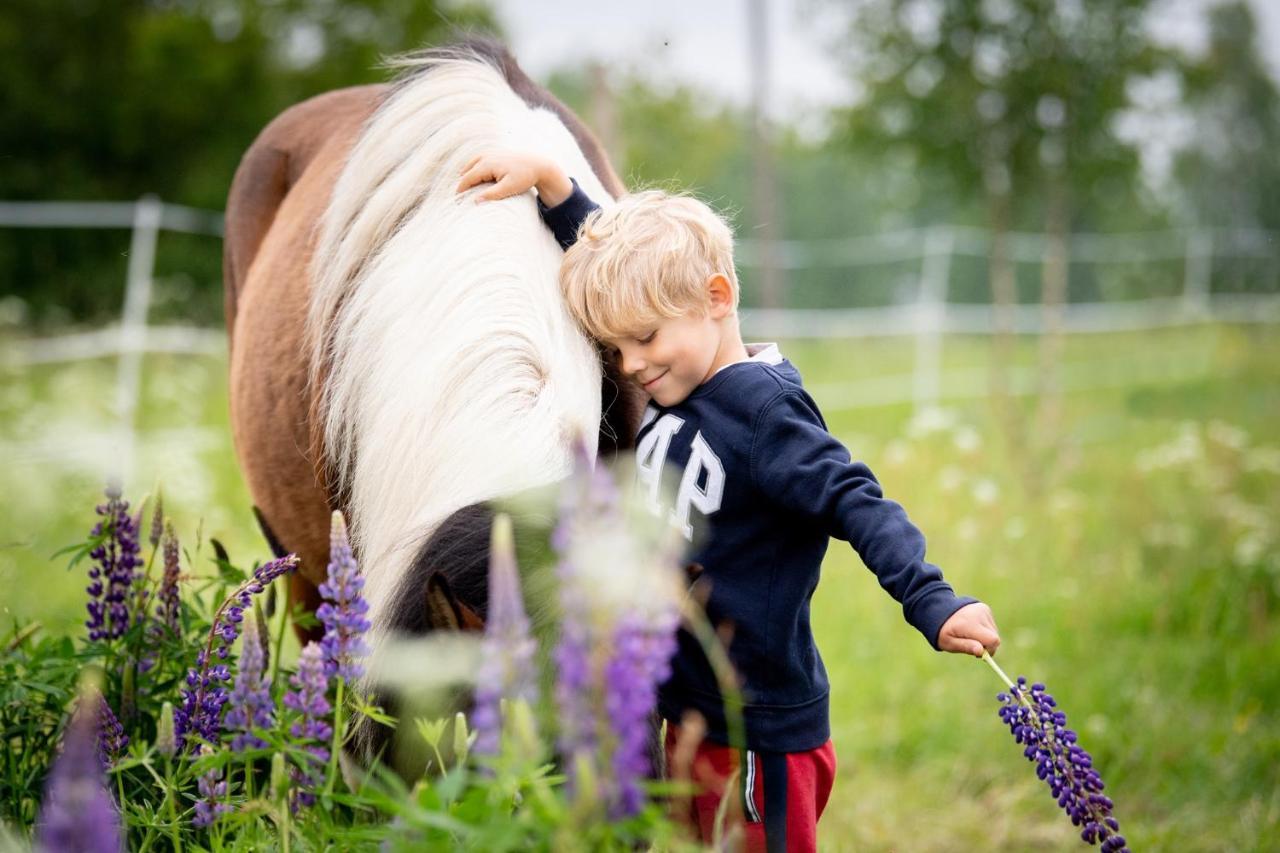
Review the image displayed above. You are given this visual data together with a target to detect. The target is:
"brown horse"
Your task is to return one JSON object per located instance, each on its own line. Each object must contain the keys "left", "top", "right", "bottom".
{"left": 222, "top": 40, "right": 643, "bottom": 726}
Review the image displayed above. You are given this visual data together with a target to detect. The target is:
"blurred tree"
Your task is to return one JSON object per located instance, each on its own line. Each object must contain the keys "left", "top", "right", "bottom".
{"left": 0, "top": 0, "right": 494, "bottom": 326}
{"left": 547, "top": 67, "right": 913, "bottom": 311}
{"left": 548, "top": 68, "right": 746, "bottom": 196}
{"left": 830, "top": 0, "right": 1177, "bottom": 489}
{"left": 1174, "top": 2, "right": 1280, "bottom": 233}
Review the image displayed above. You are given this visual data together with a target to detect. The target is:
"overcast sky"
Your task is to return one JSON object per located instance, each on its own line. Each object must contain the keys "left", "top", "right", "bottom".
{"left": 488, "top": 0, "right": 1280, "bottom": 125}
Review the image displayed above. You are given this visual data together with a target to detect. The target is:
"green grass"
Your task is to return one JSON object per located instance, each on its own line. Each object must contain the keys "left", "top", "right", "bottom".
{"left": 2, "top": 324, "right": 1278, "bottom": 851}
{"left": 0, "top": 350, "right": 258, "bottom": 636}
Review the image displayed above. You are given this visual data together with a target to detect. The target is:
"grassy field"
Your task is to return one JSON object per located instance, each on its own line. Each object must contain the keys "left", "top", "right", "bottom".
{"left": 2, "top": 323, "right": 1277, "bottom": 851}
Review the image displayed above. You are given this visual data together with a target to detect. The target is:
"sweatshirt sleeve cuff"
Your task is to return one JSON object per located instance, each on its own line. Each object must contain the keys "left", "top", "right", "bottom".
{"left": 912, "top": 592, "right": 981, "bottom": 651}
{"left": 537, "top": 177, "right": 600, "bottom": 250}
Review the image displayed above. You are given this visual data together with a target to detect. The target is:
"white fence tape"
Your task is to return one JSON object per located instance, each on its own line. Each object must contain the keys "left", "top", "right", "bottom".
{"left": 2, "top": 325, "right": 225, "bottom": 366}
{"left": 740, "top": 293, "right": 1280, "bottom": 339}
{"left": 2, "top": 200, "right": 1277, "bottom": 483}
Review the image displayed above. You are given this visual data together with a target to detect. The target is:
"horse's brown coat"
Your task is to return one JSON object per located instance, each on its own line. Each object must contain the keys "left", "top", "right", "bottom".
{"left": 225, "top": 85, "right": 386, "bottom": 623}
{"left": 223, "top": 45, "right": 643, "bottom": 633}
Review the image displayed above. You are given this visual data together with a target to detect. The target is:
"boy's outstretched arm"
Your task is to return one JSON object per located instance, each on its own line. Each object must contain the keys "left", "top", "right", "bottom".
{"left": 751, "top": 390, "right": 1002, "bottom": 655}
{"left": 456, "top": 150, "right": 573, "bottom": 206}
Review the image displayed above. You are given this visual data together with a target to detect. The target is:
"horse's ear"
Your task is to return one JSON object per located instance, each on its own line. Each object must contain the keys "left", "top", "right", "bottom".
{"left": 425, "top": 572, "right": 485, "bottom": 632}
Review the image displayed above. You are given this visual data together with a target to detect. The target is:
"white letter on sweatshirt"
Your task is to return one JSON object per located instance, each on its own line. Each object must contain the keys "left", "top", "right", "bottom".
{"left": 635, "top": 414, "right": 684, "bottom": 515}
{"left": 672, "top": 431, "right": 724, "bottom": 540}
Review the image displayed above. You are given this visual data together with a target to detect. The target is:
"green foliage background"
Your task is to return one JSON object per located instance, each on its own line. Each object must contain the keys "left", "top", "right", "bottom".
{"left": 0, "top": 0, "right": 495, "bottom": 327}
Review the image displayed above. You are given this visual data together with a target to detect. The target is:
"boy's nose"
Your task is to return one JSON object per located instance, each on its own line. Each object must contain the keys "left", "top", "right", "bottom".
{"left": 620, "top": 352, "right": 646, "bottom": 377}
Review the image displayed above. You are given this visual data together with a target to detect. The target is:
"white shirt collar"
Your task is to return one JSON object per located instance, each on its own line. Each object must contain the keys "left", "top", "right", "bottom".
{"left": 712, "top": 342, "right": 782, "bottom": 376}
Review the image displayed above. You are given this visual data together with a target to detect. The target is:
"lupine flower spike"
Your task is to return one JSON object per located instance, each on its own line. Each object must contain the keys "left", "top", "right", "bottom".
{"left": 317, "top": 511, "right": 371, "bottom": 682}
{"left": 603, "top": 606, "right": 679, "bottom": 817}
{"left": 552, "top": 438, "right": 628, "bottom": 768}
{"left": 175, "top": 554, "right": 297, "bottom": 751}
{"left": 225, "top": 612, "right": 274, "bottom": 751}
{"left": 472, "top": 513, "right": 538, "bottom": 758}
{"left": 283, "top": 642, "right": 332, "bottom": 809}
{"left": 139, "top": 522, "right": 181, "bottom": 676}
{"left": 85, "top": 483, "right": 143, "bottom": 642}
{"left": 192, "top": 746, "right": 233, "bottom": 828}
{"left": 155, "top": 523, "right": 181, "bottom": 637}
{"left": 552, "top": 444, "right": 684, "bottom": 818}
{"left": 149, "top": 492, "right": 164, "bottom": 548}
{"left": 984, "top": 653, "right": 1128, "bottom": 852}
{"left": 94, "top": 693, "right": 129, "bottom": 770}
{"left": 35, "top": 675, "right": 125, "bottom": 853}
{"left": 552, "top": 447, "right": 612, "bottom": 779}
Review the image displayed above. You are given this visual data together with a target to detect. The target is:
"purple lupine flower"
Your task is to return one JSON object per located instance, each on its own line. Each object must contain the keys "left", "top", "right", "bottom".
{"left": 316, "top": 512, "right": 371, "bottom": 682}
{"left": 192, "top": 747, "right": 234, "bottom": 828}
{"left": 998, "top": 678, "right": 1127, "bottom": 852}
{"left": 149, "top": 494, "right": 164, "bottom": 548}
{"left": 139, "top": 523, "right": 180, "bottom": 677}
{"left": 282, "top": 642, "right": 332, "bottom": 809}
{"left": 551, "top": 447, "right": 683, "bottom": 816}
{"left": 155, "top": 524, "right": 181, "bottom": 637}
{"left": 603, "top": 610, "right": 679, "bottom": 818}
{"left": 224, "top": 614, "right": 274, "bottom": 751}
{"left": 175, "top": 555, "right": 297, "bottom": 752}
{"left": 35, "top": 684, "right": 124, "bottom": 853}
{"left": 85, "top": 483, "right": 143, "bottom": 642}
{"left": 94, "top": 693, "right": 129, "bottom": 770}
{"left": 174, "top": 647, "right": 228, "bottom": 754}
{"left": 553, "top": 579, "right": 595, "bottom": 763}
{"left": 472, "top": 514, "right": 538, "bottom": 758}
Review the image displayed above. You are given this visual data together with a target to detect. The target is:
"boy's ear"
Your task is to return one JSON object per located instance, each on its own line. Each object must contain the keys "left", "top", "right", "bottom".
{"left": 706, "top": 273, "right": 736, "bottom": 319}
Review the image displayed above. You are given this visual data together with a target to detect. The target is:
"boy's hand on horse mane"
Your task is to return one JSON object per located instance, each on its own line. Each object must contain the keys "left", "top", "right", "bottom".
{"left": 936, "top": 601, "right": 1001, "bottom": 658}
{"left": 456, "top": 150, "right": 573, "bottom": 206}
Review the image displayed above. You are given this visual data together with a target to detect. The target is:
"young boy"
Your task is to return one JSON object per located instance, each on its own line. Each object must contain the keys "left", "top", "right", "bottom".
{"left": 457, "top": 153, "right": 1001, "bottom": 852}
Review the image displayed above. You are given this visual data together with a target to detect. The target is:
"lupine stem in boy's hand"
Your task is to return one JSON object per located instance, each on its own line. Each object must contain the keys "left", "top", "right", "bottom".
{"left": 982, "top": 650, "right": 1016, "bottom": 690}
{"left": 983, "top": 652, "right": 1129, "bottom": 852}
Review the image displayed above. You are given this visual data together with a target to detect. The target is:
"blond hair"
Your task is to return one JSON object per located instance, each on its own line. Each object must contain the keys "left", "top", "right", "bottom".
{"left": 559, "top": 190, "right": 738, "bottom": 341}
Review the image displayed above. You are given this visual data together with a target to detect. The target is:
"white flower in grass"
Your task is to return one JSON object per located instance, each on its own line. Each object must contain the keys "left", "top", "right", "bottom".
{"left": 971, "top": 478, "right": 999, "bottom": 505}
{"left": 883, "top": 439, "right": 911, "bottom": 467}
{"left": 938, "top": 466, "right": 964, "bottom": 493}
{"left": 1220, "top": 495, "right": 1269, "bottom": 530}
{"left": 953, "top": 426, "right": 982, "bottom": 453}
{"left": 1049, "top": 490, "right": 1082, "bottom": 516}
{"left": 1244, "top": 446, "right": 1280, "bottom": 474}
{"left": 1136, "top": 422, "right": 1204, "bottom": 472}
{"left": 1233, "top": 533, "right": 1269, "bottom": 567}
{"left": 1207, "top": 420, "right": 1248, "bottom": 451}
{"left": 906, "top": 406, "right": 957, "bottom": 440}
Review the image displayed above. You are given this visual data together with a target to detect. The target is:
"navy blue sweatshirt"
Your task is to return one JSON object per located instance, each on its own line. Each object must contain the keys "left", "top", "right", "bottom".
{"left": 541, "top": 183, "right": 977, "bottom": 753}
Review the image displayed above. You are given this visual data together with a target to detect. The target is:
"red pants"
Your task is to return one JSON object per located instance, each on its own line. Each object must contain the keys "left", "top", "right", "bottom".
{"left": 664, "top": 720, "right": 837, "bottom": 853}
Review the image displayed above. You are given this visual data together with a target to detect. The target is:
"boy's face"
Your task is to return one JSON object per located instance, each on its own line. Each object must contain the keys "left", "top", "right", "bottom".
{"left": 604, "top": 275, "right": 738, "bottom": 407}
{"left": 606, "top": 311, "right": 722, "bottom": 407}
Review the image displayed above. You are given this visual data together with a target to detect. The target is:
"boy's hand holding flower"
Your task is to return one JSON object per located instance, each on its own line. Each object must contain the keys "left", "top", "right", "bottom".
{"left": 937, "top": 601, "right": 1001, "bottom": 657}
{"left": 457, "top": 150, "right": 573, "bottom": 206}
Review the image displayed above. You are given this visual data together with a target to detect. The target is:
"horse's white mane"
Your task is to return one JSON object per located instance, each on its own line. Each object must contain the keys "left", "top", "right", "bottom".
{"left": 306, "top": 51, "right": 610, "bottom": 645}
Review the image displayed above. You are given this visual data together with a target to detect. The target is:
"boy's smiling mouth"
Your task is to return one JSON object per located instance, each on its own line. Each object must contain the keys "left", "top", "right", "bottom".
{"left": 640, "top": 371, "right": 667, "bottom": 390}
